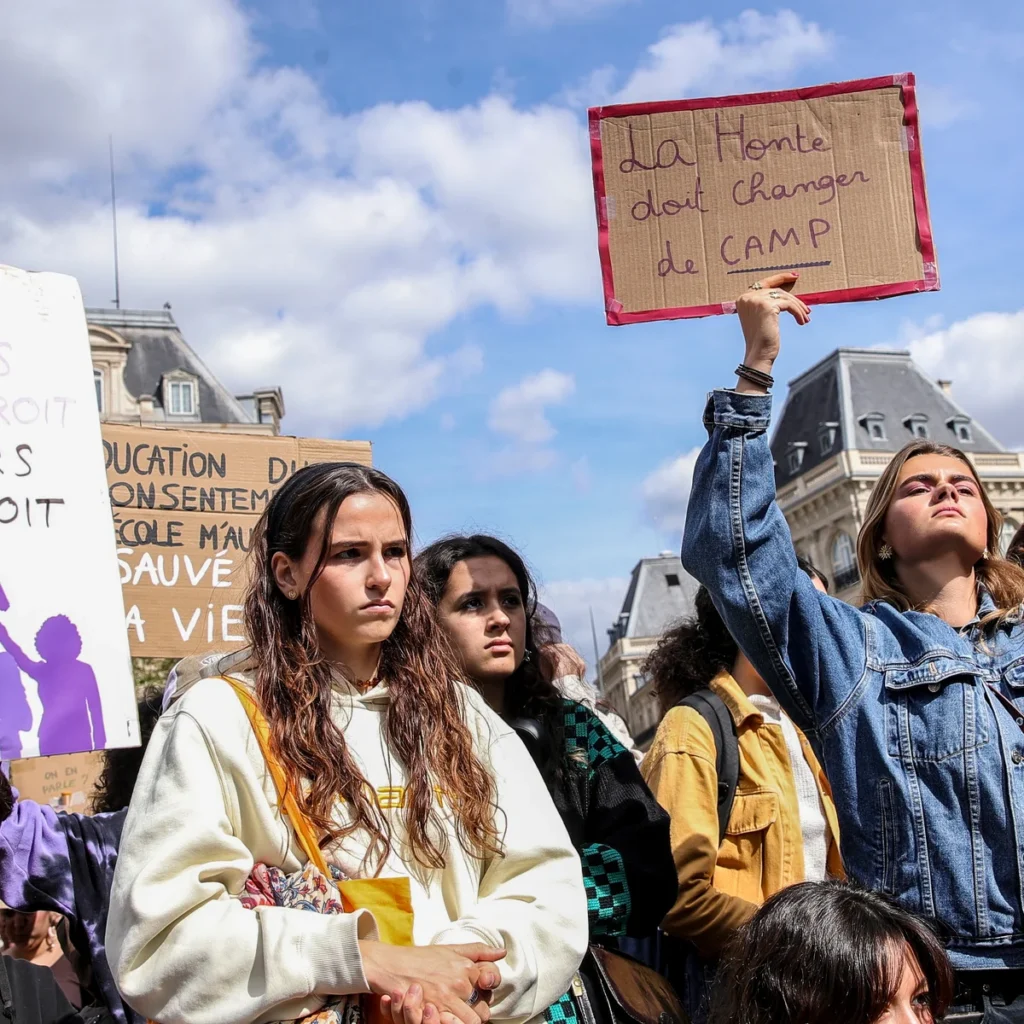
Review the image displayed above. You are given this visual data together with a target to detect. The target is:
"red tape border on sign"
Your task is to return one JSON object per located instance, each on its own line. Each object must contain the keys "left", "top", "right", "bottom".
{"left": 588, "top": 73, "right": 938, "bottom": 326}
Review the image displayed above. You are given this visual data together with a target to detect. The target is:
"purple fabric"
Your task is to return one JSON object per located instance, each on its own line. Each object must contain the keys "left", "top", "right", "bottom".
{"left": 0, "top": 788, "right": 137, "bottom": 1023}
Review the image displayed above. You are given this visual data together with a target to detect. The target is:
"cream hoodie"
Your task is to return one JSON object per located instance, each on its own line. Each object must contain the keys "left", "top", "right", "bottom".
{"left": 106, "top": 671, "right": 588, "bottom": 1024}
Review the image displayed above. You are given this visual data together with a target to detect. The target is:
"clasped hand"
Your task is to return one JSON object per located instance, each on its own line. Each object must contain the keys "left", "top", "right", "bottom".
{"left": 361, "top": 940, "right": 506, "bottom": 1024}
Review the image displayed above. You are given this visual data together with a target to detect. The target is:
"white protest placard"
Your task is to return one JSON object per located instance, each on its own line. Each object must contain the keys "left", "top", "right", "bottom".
{"left": 0, "top": 266, "right": 137, "bottom": 760}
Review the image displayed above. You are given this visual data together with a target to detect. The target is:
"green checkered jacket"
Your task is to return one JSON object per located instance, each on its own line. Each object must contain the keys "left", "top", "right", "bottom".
{"left": 542, "top": 701, "right": 675, "bottom": 1024}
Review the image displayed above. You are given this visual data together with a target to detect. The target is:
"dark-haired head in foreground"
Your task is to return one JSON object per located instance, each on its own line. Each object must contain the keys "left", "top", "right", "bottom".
{"left": 708, "top": 880, "right": 952, "bottom": 1024}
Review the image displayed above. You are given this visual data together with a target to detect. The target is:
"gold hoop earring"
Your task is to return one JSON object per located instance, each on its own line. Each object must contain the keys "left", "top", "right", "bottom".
{"left": 879, "top": 543, "right": 894, "bottom": 561}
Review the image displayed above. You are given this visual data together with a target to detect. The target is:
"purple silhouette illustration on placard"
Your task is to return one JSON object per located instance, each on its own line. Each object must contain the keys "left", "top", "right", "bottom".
{"left": 0, "top": 652, "right": 32, "bottom": 759}
{"left": 0, "top": 583, "right": 106, "bottom": 756}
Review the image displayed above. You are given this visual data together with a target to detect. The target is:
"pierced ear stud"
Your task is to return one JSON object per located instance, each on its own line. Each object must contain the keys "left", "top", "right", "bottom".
{"left": 879, "top": 543, "right": 894, "bottom": 561}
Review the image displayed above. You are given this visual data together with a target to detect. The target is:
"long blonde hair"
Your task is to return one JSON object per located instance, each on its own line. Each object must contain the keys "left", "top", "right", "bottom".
{"left": 857, "top": 440, "right": 1024, "bottom": 625}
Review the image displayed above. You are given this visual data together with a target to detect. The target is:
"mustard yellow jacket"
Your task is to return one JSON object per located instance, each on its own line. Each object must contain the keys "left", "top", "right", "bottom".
{"left": 641, "top": 670, "right": 843, "bottom": 959}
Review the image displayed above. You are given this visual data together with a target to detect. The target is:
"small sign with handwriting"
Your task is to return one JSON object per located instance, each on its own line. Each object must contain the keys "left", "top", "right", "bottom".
{"left": 589, "top": 74, "right": 937, "bottom": 324}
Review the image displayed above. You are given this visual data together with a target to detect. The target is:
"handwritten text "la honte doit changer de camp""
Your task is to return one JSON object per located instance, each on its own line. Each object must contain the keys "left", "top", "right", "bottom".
{"left": 618, "top": 112, "right": 870, "bottom": 278}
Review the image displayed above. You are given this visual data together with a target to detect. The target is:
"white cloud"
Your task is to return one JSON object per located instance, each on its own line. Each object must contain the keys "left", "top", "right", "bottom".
{"left": 538, "top": 575, "right": 630, "bottom": 678}
{"left": 590, "top": 9, "right": 833, "bottom": 105}
{"left": 489, "top": 368, "right": 576, "bottom": 445}
{"left": 906, "top": 310, "right": 1024, "bottom": 449}
{"left": 507, "top": 0, "right": 633, "bottom": 28}
{"left": 0, "top": 0, "right": 595, "bottom": 435}
{"left": 642, "top": 448, "right": 702, "bottom": 534}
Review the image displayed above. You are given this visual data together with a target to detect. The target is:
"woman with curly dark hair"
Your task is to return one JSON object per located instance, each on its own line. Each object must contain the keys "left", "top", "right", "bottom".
{"left": 641, "top": 560, "right": 841, "bottom": 1023}
{"left": 0, "top": 684, "right": 164, "bottom": 1024}
{"left": 107, "top": 466, "right": 587, "bottom": 1024}
{"left": 417, "top": 534, "right": 676, "bottom": 1024}
{"left": 708, "top": 880, "right": 953, "bottom": 1024}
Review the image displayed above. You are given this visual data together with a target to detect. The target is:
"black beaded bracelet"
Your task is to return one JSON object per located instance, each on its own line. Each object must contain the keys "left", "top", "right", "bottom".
{"left": 735, "top": 363, "right": 775, "bottom": 390}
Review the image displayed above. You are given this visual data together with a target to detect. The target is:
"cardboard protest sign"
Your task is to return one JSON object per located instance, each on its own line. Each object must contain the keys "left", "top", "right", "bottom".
{"left": 0, "top": 267, "right": 137, "bottom": 760}
{"left": 9, "top": 750, "right": 105, "bottom": 812}
{"left": 589, "top": 73, "right": 937, "bottom": 324}
{"left": 103, "top": 424, "right": 372, "bottom": 656}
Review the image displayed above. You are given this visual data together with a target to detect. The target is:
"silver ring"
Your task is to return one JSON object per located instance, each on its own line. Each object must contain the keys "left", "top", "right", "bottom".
{"left": 467, "top": 990, "right": 482, "bottom": 1007}
{"left": 768, "top": 289, "right": 784, "bottom": 298}
{"left": 750, "top": 282, "right": 763, "bottom": 290}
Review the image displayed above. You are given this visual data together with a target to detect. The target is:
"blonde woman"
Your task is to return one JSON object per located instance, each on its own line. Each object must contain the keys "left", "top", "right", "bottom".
{"left": 681, "top": 272, "right": 1024, "bottom": 1022}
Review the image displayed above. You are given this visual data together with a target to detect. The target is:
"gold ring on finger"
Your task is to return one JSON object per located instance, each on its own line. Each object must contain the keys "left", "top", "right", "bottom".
{"left": 768, "top": 289, "right": 783, "bottom": 298}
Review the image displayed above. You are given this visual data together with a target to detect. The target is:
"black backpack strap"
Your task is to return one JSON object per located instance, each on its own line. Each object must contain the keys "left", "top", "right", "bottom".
{"left": 678, "top": 688, "right": 739, "bottom": 845}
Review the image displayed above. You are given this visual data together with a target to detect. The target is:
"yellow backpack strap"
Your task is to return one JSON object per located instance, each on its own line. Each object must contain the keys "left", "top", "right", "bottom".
{"left": 220, "top": 674, "right": 329, "bottom": 875}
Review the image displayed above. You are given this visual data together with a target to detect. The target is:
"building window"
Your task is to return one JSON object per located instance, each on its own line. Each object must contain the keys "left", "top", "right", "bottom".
{"left": 168, "top": 380, "right": 196, "bottom": 415}
{"left": 818, "top": 422, "right": 838, "bottom": 456}
{"left": 831, "top": 532, "right": 859, "bottom": 591}
{"left": 947, "top": 416, "right": 973, "bottom": 444}
{"left": 787, "top": 442, "right": 807, "bottom": 474}
{"left": 859, "top": 413, "right": 886, "bottom": 441}
{"left": 903, "top": 414, "right": 929, "bottom": 439}
{"left": 665, "top": 574, "right": 680, "bottom": 587}
{"left": 93, "top": 368, "right": 104, "bottom": 412}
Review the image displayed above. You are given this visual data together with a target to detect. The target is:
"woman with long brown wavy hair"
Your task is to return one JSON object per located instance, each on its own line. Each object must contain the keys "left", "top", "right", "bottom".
{"left": 681, "top": 272, "right": 1024, "bottom": 1021}
{"left": 106, "top": 463, "right": 587, "bottom": 1024}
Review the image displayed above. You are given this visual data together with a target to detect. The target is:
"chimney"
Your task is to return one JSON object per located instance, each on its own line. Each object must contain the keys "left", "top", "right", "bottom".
{"left": 937, "top": 379, "right": 953, "bottom": 395}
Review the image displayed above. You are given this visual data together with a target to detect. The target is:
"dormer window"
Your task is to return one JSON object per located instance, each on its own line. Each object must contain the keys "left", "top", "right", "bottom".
{"left": 859, "top": 413, "right": 886, "bottom": 442}
{"left": 947, "top": 415, "right": 973, "bottom": 444}
{"left": 163, "top": 371, "right": 199, "bottom": 418}
{"left": 93, "top": 368, "right": 104, "bottom": 412}
{"left": 903, "top": 414, "right": 929, "bottom": 439}
{"left": 787, "top": 442, "right": 808, "bottom": 474}
{"left": 818, "top": 421, "right": 839, "bottom": 456}
{"left": 169, "top": 380, "right": 195, "bottom": 415}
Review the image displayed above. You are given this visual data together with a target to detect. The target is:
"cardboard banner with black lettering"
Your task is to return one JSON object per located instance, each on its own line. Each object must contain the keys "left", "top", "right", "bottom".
{"left": 102, "top": 424, "right": 372, "bottom": 657}
{"left": 589, "top": 73, "right": 937, "bottom": 324}
{"left": 0, "top": 266, "right": 137, "bottom": 760}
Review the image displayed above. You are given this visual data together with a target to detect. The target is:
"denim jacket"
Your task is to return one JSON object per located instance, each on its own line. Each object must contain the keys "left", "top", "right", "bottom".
{"left": 681, "top": 389, "right": 1024, "bottom": 969}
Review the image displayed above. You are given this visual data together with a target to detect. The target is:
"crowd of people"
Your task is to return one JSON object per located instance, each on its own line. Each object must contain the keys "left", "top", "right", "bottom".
{"left": 4, "top": 270, "right": 1024, "bottom": 1024}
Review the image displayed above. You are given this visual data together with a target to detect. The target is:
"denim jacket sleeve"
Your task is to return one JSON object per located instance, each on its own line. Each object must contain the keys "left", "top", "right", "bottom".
{"left": 680, "top": 389, "right": 869, "bottom": 732}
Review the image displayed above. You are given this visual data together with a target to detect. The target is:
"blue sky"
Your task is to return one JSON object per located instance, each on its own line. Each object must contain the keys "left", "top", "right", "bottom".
{"left": 3, "top": 0, "right": 1023, "bottom": 663}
